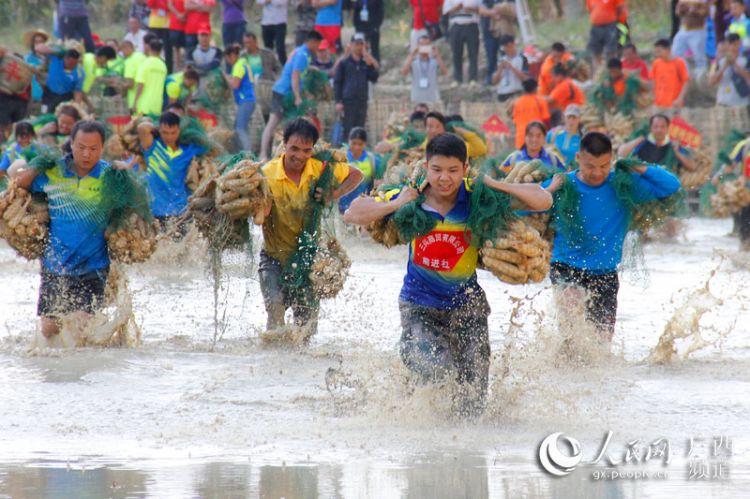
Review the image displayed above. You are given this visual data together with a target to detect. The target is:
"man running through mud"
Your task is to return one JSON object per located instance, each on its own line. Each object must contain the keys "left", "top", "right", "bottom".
{"left": 343, "top": 133, "right": 552, "bottom": 415}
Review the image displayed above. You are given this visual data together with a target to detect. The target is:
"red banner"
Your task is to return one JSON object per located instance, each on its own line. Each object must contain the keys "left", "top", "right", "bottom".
{"left": 668, "top": 116, "right": 701, "bottom": 149}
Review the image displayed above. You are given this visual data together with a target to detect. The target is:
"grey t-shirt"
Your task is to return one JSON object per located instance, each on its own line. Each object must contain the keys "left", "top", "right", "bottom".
{"left": 496, "top": 53, "right": 528, "bottom": 96}
{"left": 411, "top": 57, "right": 441, "bottom": 103}
{"left": 58, "top": 0, "right": 88, "bottom": 17}
{"left": 716, "top": 56, "right": 750, "bottom": 107}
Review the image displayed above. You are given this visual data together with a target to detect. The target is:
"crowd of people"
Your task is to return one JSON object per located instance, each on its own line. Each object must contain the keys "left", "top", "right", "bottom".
{"left": 0, "top": 0, "right": 749, "bottom": 416}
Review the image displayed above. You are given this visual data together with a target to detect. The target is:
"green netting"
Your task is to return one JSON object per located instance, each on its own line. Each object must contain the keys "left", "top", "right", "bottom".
{"left": 716, "top": 129, "right": 747, "bottom": 169}
{"left": 100, "top": 167, "right": 153, "bottom": 230}
{"left": 553, "top": 160, "right": 682, "bottom": 239}
{"left": 27, "top": 146, "right": 63, "bottom": 172}
{"left": 302, "top": 70, "right": 330, "bottom": 99}
{"left": 401, "top": 127, "right": 426, "bottom": 150}
{"left": 178, "top": 115, "right": 219, "bottom": 156}
{"left": 193, "top": 68, "right": 227, "bottom": 114}
{"left": 392, "top": 193, "right": 437, "bottom": 241}
{"left": 31, "top": 114, "right": 57, "bottom": 132}
{"left": 590, "top": 75, "right": 641, "bottom": 115}
{"left": 447, "top": 121, "right": 486, "bottom": 141}
{"left": 281, "top": 151, "right": 341, "bottom": 305}
{"left": 465, "top": 176, "right": 517, "bottom": 245}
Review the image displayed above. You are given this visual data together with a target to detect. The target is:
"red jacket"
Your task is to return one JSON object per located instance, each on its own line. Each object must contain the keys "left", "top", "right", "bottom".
{"left": 410, "top": 0, "right": 443, "bottom": 29}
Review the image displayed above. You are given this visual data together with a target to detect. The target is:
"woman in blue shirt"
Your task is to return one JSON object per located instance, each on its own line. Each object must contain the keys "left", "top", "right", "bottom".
{"left": 338, "top": 127, "right": 382, "bottom": 213}
{"left": 501, "top": 121, "right": 566, "bottom": 175}
{"left": 546, "top": 104, "right": 582, "bottom": 167}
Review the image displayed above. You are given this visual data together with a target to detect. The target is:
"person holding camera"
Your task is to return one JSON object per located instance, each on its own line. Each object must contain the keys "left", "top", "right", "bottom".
{"left": 402, "top": 35, "right": 449, "bottom": 105}
{"left": 491, "top": 35, "right": 528, "bottom": 102}
{"left": 709, "top": 33, "right": 750, "bottom": 108}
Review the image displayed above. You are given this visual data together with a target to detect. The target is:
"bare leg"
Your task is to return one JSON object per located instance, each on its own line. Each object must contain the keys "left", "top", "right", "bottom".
{"left": 260, "top": 112, "right": 282, "bottom": 161}
{"left": 266, "top": 303, "right": 286, "bottom": 331}
{"left": 40, "top": 316, "right": 60, "bottom": 338}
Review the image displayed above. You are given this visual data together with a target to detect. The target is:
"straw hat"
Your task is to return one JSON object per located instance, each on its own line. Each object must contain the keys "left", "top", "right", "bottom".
{"left": 22, "top": 29, "right": 50, "bottom": 50}
{"left": 63, "top": 39, "right": 86, "bottom": 57}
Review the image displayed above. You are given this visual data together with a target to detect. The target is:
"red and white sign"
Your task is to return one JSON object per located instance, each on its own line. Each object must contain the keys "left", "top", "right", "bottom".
{"left": 414, "top": 230, "right": 469, "bottom": 272}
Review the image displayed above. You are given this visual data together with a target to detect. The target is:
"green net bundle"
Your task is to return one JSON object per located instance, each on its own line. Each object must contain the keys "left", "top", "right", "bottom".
{"left": 280, "top": 149, "right": 342, "bottom": 306}
{"left": 590, "top": 75, "right": 641, "bottom": 115}
{"left": 100, "top": 167, "right": 153, "bottom": 231}
{"left": 553, "top": 159, "right": 682, "bottom": 238}
{"left": 302, "top": 70, "right": 332, "bottom": 100}
{"left": 179, "top": 115, "right": 220, "bottom": 157}
{"left": 192, "top": 68, "right": 228, "bottom": 114}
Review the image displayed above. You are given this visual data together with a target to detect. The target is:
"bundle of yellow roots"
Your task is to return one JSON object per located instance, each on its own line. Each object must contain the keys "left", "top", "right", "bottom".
{"left": 310, "top": 237, "right": 352, "bottom": 300}
{"left": 481, "top": 219, "right": 551, "bottom": 284}
{"left": 0, "top": 182, "right": 49, "bottom": 259}
{"left": 381, "top": 149, "right": 425, "bottom": 186}
{"left": 105, "top": 212, "right": 159, "bottom": 263}
{"left": 604, "top": 112, "right": 634, "bottom": 150}
{"left": 215, "top": 159, "right": 271, "bottom": 224}
{"left": 710, "top": 178, "right": 750, "bottom": 217}
{"left": 365, "top": 216, "right": 403, "bottom": 248}
{"left": 679, "top": 149, "right": 712, "bottom": 190}
{"left": 185, "top": 156, "right": 219, "bottom": 193}
{"left": 207, "top": 126, "right": 235, "bottom": 151}
{"left": 503, "top": 158, "right": 548, "bottom": 184}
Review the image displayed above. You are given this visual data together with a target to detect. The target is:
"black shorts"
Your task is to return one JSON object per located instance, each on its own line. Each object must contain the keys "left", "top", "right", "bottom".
{"left": 588, "top": 23, "right": 619, "bottom": 57}
{"left": 549, "top": 262, "right": 619, "bottom": 333}
{"left": 170, "top": 29, "right": 186, "bottom": 48}
{"left": 0, "top": 94, "right": 28, "bottom": 127}
{"left": 41, "top": 88, "right": 74, "bottom": 114}
{"left": 37, "top": 268, "right": 109, "bottom": 317}
{"left": 270, "top": 91, "right": 286, "bottom": 117}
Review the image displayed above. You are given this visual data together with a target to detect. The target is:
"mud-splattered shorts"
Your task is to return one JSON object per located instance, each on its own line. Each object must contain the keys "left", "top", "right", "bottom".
{"left": 38, "top": 268, "right": 109, "bottom": 317}
{"left": 398, "top": 291, "right": 491, "bottom": 407}
{"left": 258, "top": 250, "right": 319, "bottom": 332}
{"left": 549, "top": 262, "right": 619, "bottom": 335}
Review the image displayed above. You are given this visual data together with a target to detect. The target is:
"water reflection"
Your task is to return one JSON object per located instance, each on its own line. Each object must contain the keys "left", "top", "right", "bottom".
{"left": 0, "top": 454, "right": 747, "bottom": 498}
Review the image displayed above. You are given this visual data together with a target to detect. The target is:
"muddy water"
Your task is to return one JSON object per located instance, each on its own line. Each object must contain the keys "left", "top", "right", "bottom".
{"left": 0, "top": 219, "right": 748, "bottom": 498}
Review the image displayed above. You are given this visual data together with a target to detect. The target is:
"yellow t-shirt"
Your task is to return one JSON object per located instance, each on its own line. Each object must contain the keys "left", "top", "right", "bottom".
{"left": 82, "top": 52, "right": 97, "bottom": 94}
{"left": 124, "top": 51, "right": 147, "bottom": 108}
{"left": 261, "top": 154, "right": 351, "bottom": 263}
{"left": 420, "top": 130, "right": 488, "bottom": 159}
{"left": 135, "top": 55, "right": 168, "bottom": 115}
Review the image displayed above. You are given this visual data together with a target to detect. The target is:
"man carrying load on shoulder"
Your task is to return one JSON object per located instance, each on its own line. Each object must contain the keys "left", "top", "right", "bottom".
{"left": 343, "top": 133, "right": 552, "bottom": 415}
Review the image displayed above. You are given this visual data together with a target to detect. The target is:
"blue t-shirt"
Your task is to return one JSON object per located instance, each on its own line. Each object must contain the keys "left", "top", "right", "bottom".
{"left": 25, "top": 53, "right": 44, "bottom": 101}
{"left": 0, "top": 143, "right": 38, "bottom": 171}
{"left": 143, "top": 138, "right": 206, "bottom": 217}
{"left": 45, "top": 55, "right": 84, "bottom": 96}
{"left": 542, "top": 167, "right": 681, "bottom": 273}
{"left": 338, "top": 149, "right": 380, "bottom": 212}
{"left": 272, "top": 45, "right": 311, "bottom": 96}
{"left": 501, "top": 146, "right": 566, "bottom": 175}
{"left": 389, "top": 181, "right": 482, "bottom": 309}
{"left": 546, "top": 128, "right": 581, "bottom": 166}
{"left": 315, "top": 0, "right": 343, "bottom": 26}
{"left": 231, "top": 59, "right": 256, "bottom": 104}
{"left": 31, "top": 158, "right": 111, "bottom": 276}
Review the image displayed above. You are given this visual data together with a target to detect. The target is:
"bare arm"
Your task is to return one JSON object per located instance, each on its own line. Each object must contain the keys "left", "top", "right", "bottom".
{"left": 332, "top": 166, "right": 365, "bottom": 200}
{"left": 674, "top": 145, "right": 696, "bottom": 172}
{"left": 291, "top": 69, "right": 302, "bottom": 105}
{"left": 401, "top": 48, "right": 417, "bottom": 77}
{"left": 9, "top": 165, "right": 41, "bottom": 190}
{"left": 133, "top": 83, "right": 144, "bottom": 112}
{"left": 343, "top": 187, "right": 419, "bottom": 225}
{"left": 482, "top": 177, "right": 553, "bottom": 211}
{"left": 617, "top": 136, "right": 645, "bottom": 158}
{"left": 708, "top": 60, "right": 727, "bottom": 87}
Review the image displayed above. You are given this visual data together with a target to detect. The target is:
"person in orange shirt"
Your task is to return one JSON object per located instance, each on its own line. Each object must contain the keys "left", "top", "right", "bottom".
{"left": 538, "top": 42, "right": 574, "bottom": 96}
{"left": 546, "top": 64, "right": 586, "bottom": 123}
{"left": 650, "top": 38, "right": 689, "bottom": 109}
{"left": 512, "top": 78, "right": 551, "bottom": 148}
{"left": 586, "top": 0, "right": 626, "bottom": 68}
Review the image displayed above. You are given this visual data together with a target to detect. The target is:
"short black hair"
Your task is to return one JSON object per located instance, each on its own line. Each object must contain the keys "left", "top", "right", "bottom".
{"left": 348, "top": 126, "right": 367, "bottom": 142}
{"left": 14, "top": 121, "right": 35, "bottom": 138}
{"left": 58, "top": 105, "right": 82, "bottom": 121}
{"left": 306, "top": 30, "right": 324, "bottom": 42}
{"left": 654, "top": 38, "right": 671, "bottom": 49}
{"left": 425, "top": 111, "right": 447, "bottom": 127}
{"left": 95, "top": 46, "right": 117, "bottom": 60}
{"left": 165, "top": 102, "right": 185, "bottom": 113}
{"left": 409, "top": 110, "right": 426, "bottom": 123}
{"left": 649, "top": 113, "right": 670, "bottom": 127}
{"left": 552, "top": 63, "right": 568, "bottom": 77}
{"left": 525, "top": 121, "right": 547, "bottom": 137}
{"left": 70, "top": 120, "right": 106, "bottom": 144}
{"left": 144, "top": 32, "right": 158, "bottom": 45}
{"left": 244, "top": 31, "right": 257, "bottom": 40}
{"left": 522, "top": 78, "right": 538, "bottom": 93}
{"left": 184, "top": 67, "right": 200, "bottom": 82}
{"left": 283, "top": 117, "right": 319, "bottom": 144}
{"left": 580, "top": 132, "right": 612, "bottom": 157}
{"left": 623, "top": 43, "right": 637, "bottom": 52}
{"left": 148, "top": 38, "right": 163, "bottom": 53}
{"left": 727, "top": 33, "right": 742, "bottom": 44}
{"left": 425, "top": 133, "right": 467, "bottom": 165}
{"left": 65, "top": 49, "right": 81, "bottom": 59}
{"left": 607, "top": 57, "right": 622, "bottom": 69}
{"left": 499, "top": 35, "right": 515, "bottom": 46}
{"left": 224, "top": 43, "right": 241, "bottom": 56}
{"left": 446, "top": 114, "right": 464, "bottom": 123}
{"left": 551, "top": 42, "right": 565, "bottom": 53}
{"left": 159, "top": 111, "right": 181, "bottom": 127}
